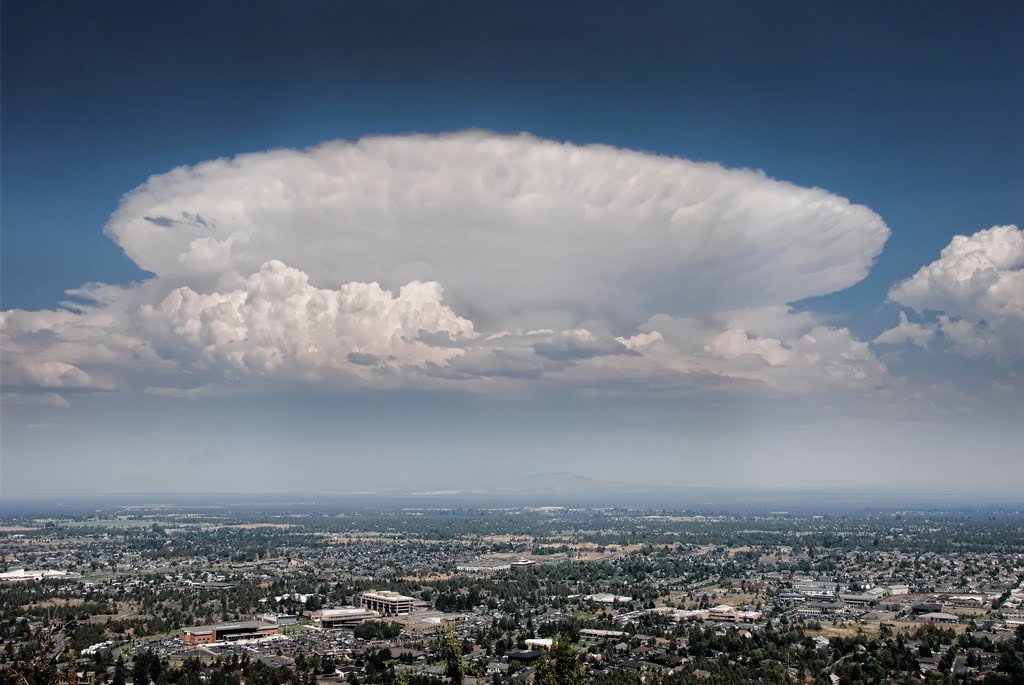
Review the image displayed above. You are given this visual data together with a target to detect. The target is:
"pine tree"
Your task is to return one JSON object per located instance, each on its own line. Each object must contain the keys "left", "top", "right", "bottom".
{"left": 112, "top": 656, "right": 127, "bottom": 685}
{"left": 132, "top": 652, "right": 149, "bottom": 685}
{"left": 533, "top": 653, "right": 556, "bottom": 685}
{"left": 533, "top": 637, "right": 585, "bottom": 685}
{"left": 442, "top": 625, "right": 465, "bottom": 685}
{"left": 550, "top": 637, "right": 585, "bottom": 685}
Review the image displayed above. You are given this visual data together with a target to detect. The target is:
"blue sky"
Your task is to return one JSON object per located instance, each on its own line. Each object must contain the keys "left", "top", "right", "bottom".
{"left": 2, "top": 1, "right": 1022, "bottom": 496}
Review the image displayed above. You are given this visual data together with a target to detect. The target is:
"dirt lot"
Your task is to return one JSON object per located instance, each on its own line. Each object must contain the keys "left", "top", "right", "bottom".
{"left": 399, "top": 572, "right": 454, "bottom": 581}
{"left": 880, "top": 620, "right": 969, "bottom": 635}
{"left": 810, "top": 623, "right": 882, "bottom": 639}
{"left": 22, "top": 598, "right": 85, "bottom": 610}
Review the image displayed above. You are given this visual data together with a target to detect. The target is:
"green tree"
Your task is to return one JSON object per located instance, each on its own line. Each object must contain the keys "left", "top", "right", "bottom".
{"left": 442, "top": 626, "right": 465, "bottom": 685}
{"left": 132, "top": 652, "right": 150, "bottom": 685}
{"left": 112, "top": 655, "right": 127, "bottom": 685}
{"left": 534, "top": 638, "right": 585, "bottom": 685}
{"left": 534, "top": 653, "right": 556, "bottom": 685}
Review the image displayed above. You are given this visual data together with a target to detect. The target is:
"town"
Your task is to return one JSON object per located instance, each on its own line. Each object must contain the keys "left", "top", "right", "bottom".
{"left": 2, "top": 502, "right": 1022, "bottom": 684}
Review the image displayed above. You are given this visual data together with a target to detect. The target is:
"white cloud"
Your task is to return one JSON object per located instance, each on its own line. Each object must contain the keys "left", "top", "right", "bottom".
{"left": 419, "top": 305, "right": 891, "bottom": 400}
{"left": 1, "top": 304, "right": 158, "bottom": 396}
{"left": 622, "top": 309, "right": 889, "bottom": 396}
{"left": 874, "top": 311, "right": 935, "bottom": 348}
{"left": 137, "top": 259, "right": 475, "bottom": 378}
{"left": 705, "top": 328, "right": 792, "bottom": 366}
{"left": 1, "top": 358, "right": 109, "bottom": 391}
{"left": 1, "top": 132, "right": 895, "bottom": 400}
{"left": 106, "top": 131, "right": 888, "bottom": 323}
{"left": 937, "top": 315, "right": 1001, "bottom": 359}
{"left": 889, "top": 225, "right": 1024, "bottom": 359}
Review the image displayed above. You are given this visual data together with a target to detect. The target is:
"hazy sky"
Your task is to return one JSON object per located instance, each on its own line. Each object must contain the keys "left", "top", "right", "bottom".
{"left": 2, "top": 1, "right": 1022, "bottom": 497}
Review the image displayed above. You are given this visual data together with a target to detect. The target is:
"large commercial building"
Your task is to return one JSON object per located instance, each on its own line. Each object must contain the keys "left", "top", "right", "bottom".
{"left": 456, "top": 558, "right": 537, "bottom": 574}
{"left": 707, "top": 605, "right": 763, "bottom": 623}
{"left": 315, "top": 608, "right": 381, "bottom": 629}
{"left": 360, "top": 590, "right": 413, "bottom": 616}
{"left": 0, "top": 569, "right": 77, "bottom": 582}
{"left": 584, "top": 593, "right": 632, "bottom": 604}
{"left": 456, "top": 562, "right": 511, "bottom": 574}
{"left": 579, "top": 629, "right": 626, "bottom": 645}
{"left": 180, "top": 621, "right": 278, "bottom": 644}
{"left": 260, "top": 613, "right": 298, "bottom": 626}
{"left": 920, "top": 612, "right": 960, "bottom": 624}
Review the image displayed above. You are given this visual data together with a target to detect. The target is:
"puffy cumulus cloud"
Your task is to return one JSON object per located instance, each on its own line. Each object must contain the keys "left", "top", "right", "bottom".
{"left": 418, "top": 306, "right": 890, "bottom": 400}
{"left": 607, "top": 307, "right": 889, "bottom": 396}
{"left": 2, "top": 132, "right": 896, "bottom": 402}
{"left": 874, "top": 311, "right": 935, "bottom": 348}
{"left": 889, "top": 225, "right": 1024, "bottom": 359}
{"left": 1, "top": 308, "right": 123, "bottom": 397}
{"left": 937, "top": 315, "right": 1002, "bottom": 359}
{"left": 705, "top": 329, "right": 793, "bottom": 367}
{"left": 137, "top": 259, "right": 475, "bottom": 377}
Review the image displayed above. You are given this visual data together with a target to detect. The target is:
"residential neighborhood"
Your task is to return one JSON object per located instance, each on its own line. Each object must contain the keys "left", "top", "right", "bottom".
{"left": 3, "top": 503, "right": 1022, "bottom": 684}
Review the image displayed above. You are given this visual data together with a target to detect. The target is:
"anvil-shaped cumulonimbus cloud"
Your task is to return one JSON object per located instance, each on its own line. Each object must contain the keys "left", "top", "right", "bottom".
{"left": 110, "top": 131, "right": 889, "bottom": 319}
{"left": 2, "top": 132, "right": 894, "bottom": 400}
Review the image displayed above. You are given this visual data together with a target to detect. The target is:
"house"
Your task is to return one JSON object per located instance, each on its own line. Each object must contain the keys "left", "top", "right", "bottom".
{"left": 524, "top": 638, "right": 553, "bottom": 650}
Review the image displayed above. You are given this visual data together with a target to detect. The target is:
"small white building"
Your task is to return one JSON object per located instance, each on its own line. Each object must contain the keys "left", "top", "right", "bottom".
{"left": 81, "top": 641, "right": 113, "bottom": 656}
{"left": 525, "top": 638, "right": 553, "bottom": 650}
{"left": 585, "top": 593, "right": 632, "bottom": 604}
